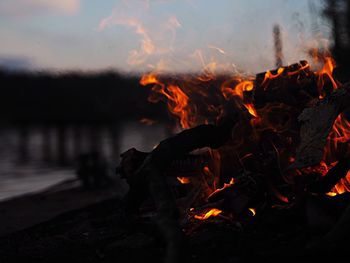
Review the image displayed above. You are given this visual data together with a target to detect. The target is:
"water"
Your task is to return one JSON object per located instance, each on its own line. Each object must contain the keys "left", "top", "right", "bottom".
{"left": 0, "top": 122, "right": 169, "bottom": 201}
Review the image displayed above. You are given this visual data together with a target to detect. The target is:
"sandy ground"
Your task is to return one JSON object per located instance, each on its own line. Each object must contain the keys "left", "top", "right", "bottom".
{"left": 0, "top": 177, "right": 128, "bottom": 237}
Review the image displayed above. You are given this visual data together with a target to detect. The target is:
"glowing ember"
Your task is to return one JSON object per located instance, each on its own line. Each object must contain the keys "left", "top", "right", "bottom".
{"left": 194, "top": 208, "right": 222, "bottom": 220}
{"left": 140, "top": 118, "right": 157, "bottom": 125}
{"left": 208, "top": 178, "right": 235, "bottom": 199}
{"left": 177, "top": 177, "right": 190, "bottom": 184}
{"left": 248, "top": 208, "right": 256, "bottom": 216}
{"left": 323, "top": 114, "right": 350, "bottom": 195}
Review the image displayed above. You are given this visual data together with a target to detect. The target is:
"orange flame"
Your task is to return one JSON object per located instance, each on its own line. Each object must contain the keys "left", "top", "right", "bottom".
{"left": 287, "top": 62, "right": 310, "bottom": 76}
{"left": 140, "top": 74, "right": 191, "bottom": 129}
{"left": 177, "top": 177, "right": 190, "bottom": 184}
{"left": 208, "top": 178, "right": 235, "bottom": 199}
{"left": 140, "top": 73, "right": 159, "bottom": 85}
{"left": 194, "top": 208, "right": 222, "bottom": 220}
{"left": 248, "top": 208, "right": 256, "bottom": 216}
{"left": 262, "top": 67, "right": 284, "bottom": 85}
{"left": 244, "top": 103, "right": 258, "bottom": 118}
{"left": 332, "top": 171, "right": 350, "bottom": 194}
{"left": 316, "top": 56, "right": 338, "bottom": 98}
{"left": 221, "top": 80, "right": 259, "bottom": 118}
{"left": 324, "top": 114, "right": 350, "bottom": 195}
{"left": 221, "top": 80, "right": 254, "bottom": 100}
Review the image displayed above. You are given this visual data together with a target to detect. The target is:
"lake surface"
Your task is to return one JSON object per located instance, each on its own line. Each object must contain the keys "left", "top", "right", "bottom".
{"left": 0, "top": 122, "right": 169, "bottom": 201}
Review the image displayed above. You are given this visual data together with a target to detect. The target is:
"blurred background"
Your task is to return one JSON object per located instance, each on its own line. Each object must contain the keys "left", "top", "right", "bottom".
{"left": 0, "top": 0, "right": 349, "bottom": 201}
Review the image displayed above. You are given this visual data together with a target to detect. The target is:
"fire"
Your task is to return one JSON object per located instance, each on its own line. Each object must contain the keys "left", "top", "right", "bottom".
{"left": 244, "top": 103, "right": 258, "bottom": 118}
{"left": 262, "top": 67, "right": 284, "bottom": 86}
{"left": 332, "top": 171, "right": 350, "bottom": 194}
{"left": 248, "top": 208, "right": 256, "bottom": 216}
{"left": 140, "top": 74, "right": 191, "bottom": 129}
{"left": 140, "top": 73, "right": 159, "bottom": 85}
{"left": 221, "top": 80, "right": 254, "bottom": 100}
{"left": 324, "top": 114, "right": 350, "bottom": 195}
{"left": 163, "top": 85, "right": 190, "bottom": 129}
{"left": 316, "top": 56, "right": 338, "bottom": 98}
{"left": 221, "top": 79, "right": 259, "bottom": 118}
{"left": 194, "top": 208, "right": 222, "bottom": 220}
{"left": 208, "top": 178, "right": 235, "bottom": 199}
{"left": 177, "top": 177, "right": 190, "bottom": 184}
{"left": 287, "top": 62, "right": 310, "bottom": 76}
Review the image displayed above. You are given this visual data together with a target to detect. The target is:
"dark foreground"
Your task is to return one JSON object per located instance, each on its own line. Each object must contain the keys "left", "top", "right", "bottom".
{"left": 0, "top": 190, "right": 348, "bottom": 263}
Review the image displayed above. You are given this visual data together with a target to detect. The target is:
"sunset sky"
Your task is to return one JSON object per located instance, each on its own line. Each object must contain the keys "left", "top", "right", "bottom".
{"left": 0, "top": 0, "right": 329, "bottom": 73}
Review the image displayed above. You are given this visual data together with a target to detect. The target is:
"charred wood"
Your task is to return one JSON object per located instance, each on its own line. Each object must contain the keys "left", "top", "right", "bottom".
{"left": 118, "top": 110, "right": 240, "bottom": 263}
{"left": 289, "top": 83, "right": 350, "bottom": 169}
{"left": 307, "top": 157, "right": 350, "bottom": 194}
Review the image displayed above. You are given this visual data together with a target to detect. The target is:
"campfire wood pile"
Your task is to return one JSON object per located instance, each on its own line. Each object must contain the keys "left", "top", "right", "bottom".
{"left": 117, "top": 60, "right": 350, "bottom": 263}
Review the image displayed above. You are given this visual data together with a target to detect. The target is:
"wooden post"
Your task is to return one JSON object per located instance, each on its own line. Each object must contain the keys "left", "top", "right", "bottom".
{"left": 18, "top": 124, "right": 29, "bottom": 163}
{"left": 42, "top": 125, "right": 52, "bottom": 163}
{"left": 57, "top": 124, "right": 67, "bottom": 166}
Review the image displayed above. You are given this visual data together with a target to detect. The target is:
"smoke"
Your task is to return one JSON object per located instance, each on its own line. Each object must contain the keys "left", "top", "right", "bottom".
{"left": 0, "top": 0, "right": 80, "bottom": 18}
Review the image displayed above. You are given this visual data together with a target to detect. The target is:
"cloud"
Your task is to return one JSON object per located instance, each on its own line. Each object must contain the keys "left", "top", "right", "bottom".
{"left": 0, "top": 0, "right": 80, "bottom": 17}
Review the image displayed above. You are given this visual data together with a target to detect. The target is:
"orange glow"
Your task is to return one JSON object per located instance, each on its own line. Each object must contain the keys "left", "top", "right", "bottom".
{"left": 140, "top": 118, "right": 157, "bottom": 125}
{"left": 333, "top": 171, "right": 350, "bottom": 194}
{"left": 177, "top": 177, "right": 190, "bottom": 184}
{"left": 208, "top": 178, "right": 235, "bottom": 199}
{"left": 244, "top": 103, "right": 258, "bottom": 118}
{"left": 140, "top": 73, "right": 159, "bottom": 85}
{"left": 248, "top": 208, "right": 256, "bottom": 216}
{"left": 164, "top": 85, "right": 190, "bottom": 128}
{"left": 194, "top": 208, "right": 222, "bottom": 220}
{"left": 287, "top": 62, "right": 310, "bottom": 76}
{"left": 140, "top": 74, "right": 192, "bottom": 129}
{"left": 221, "top": 79, "right": 259, "bottom": 118}
{"left": 322, "top": 114, "right": 350, "bottom": 195}
{"left": 316, "top": 57, "right": 338, "bottom": 98}
{"left": 262, "top": 67, "right": 284, "bottom": 85}
{"left": 222, "top": 80, "right": 254, "bottom": 100}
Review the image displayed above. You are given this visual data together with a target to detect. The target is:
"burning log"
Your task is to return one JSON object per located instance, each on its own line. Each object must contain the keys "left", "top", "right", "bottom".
{"left": 118, "top": 109, "right": 240, "bottom": 263}
{"left": 307, "top": 156, "right": 350, "bottom": 194}
{"left": 207, "top": 171, "right": 265, "bottom": 216}
{"left": 116, "top": 57, "right": 350, "bottom": 261}
{"left": 289, "top": 83, "right": 350, "bottom": 170}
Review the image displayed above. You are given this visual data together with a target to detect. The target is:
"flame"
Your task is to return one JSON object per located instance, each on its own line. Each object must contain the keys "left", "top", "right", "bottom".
{"left": 221, "top": 79, "right": 259, "bottom": 118}
{"left": 140, "top": 74, "right": 191, "bottom": 129}
{"left": 140, "top": 73, "right": 159, "bottom": 85}
{"left": 244, "top": 103, "right": 258, "bottom": 118}
{"left": 332, "top": 171, "right": 350, "bottom": 194}
{"left": 194, "top": 208, "right": 222, "bottom": 220}
{"left": 248, "top": 208, "right": 256, "bottom": 216}
{"left": 221, "top": 80, "right": 254, "bottom": 100}
{"left": 287, "top": 62, "right": 310, "bottom": 76}
{"left": 177, "top": 177, "right": 190, "bottom": 184}
{"left": 323, "top": 114, "right": 350, "bottom": 195}
{"left": 262, "top": 67, "right": 284, "bottom": 86}
{"left": 316, "top": 56, "right": 338, "bottom": 98}
{"left": 208, "top": 178, "right": 235, "bottom": 199}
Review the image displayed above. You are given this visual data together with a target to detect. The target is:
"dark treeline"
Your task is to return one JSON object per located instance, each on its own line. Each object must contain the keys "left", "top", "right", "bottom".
{"left": 323, "top": 0, "right": 350, "bottom": 80}
{"left": 0, "top": 69, "right": 173, "bottom": 166}
{"left": 0, "top": 69, "right": 168, "bottom": 126}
